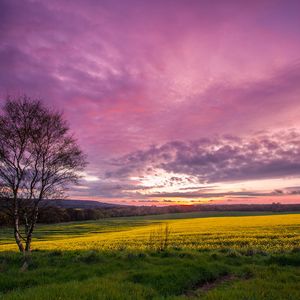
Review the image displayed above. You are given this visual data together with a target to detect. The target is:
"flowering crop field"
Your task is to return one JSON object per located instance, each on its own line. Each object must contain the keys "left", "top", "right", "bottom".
{"left": 1, "top": 212, "right": 299, "bottom": 252}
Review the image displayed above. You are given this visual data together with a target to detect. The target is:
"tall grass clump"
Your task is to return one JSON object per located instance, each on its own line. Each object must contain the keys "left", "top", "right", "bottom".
{"left": 148, "top": 224, "right": 171, "bottom": 252}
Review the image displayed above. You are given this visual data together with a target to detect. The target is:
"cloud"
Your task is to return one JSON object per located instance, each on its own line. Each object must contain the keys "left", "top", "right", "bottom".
{"left": 110, "top": 130, "right": 300, "bottom": 184}
{"left": 282, "top": 186, "right": 300, "bottom": 195}
{"left": 148, "top": 191, "right": 278, "bottom": 199}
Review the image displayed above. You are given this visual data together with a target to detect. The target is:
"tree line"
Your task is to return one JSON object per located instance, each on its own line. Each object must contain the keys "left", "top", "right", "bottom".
{"left": 1, "top": 202, "right": 299, "bottom": 226}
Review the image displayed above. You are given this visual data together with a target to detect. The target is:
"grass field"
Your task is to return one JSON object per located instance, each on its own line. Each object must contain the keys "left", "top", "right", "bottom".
{"left": 0, "top": 211, "right": 300, "bottom": 299}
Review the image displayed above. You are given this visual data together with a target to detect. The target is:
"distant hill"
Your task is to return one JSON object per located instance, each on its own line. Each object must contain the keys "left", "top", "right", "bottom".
{"left": 43, "top": 199, "right": 122, "bottom": 209}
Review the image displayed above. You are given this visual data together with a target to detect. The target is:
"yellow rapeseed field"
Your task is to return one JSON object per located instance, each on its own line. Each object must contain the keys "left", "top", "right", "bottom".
{"left": 1, "top": 213, "right": 299, "bottom": 252}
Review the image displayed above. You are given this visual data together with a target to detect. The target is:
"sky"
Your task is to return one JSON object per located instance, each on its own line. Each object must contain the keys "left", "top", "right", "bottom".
{"left": 1, "top": 0, "right": 300, "bottom": 205}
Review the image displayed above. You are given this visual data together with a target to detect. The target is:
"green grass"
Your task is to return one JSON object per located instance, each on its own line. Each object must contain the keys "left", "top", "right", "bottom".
{"left": 0, "top": 212, "right": 299, "bottom": 299}
{"left": 0, "top": 249, "right": 299, "bottom": 299}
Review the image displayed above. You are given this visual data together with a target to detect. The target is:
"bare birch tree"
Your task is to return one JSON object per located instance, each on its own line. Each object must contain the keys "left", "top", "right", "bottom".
{"left": 0, "top": 95, "right": 86, "bottom": 257}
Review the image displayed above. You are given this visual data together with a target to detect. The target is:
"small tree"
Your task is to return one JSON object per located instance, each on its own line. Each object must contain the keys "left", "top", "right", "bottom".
{"left": 0, "top": 95, "right": 86, "bottom": 257}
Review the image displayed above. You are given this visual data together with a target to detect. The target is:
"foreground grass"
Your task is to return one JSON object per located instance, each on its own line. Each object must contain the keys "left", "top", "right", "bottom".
{"left": 0, "top": 249, "right": 299, "bottom": 299}
{"left": 0, "top": 212, "right": 299, "bottom": 299}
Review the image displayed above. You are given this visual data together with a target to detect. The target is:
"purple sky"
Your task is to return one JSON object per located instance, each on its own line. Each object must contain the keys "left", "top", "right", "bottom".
{"left": 1, "top": 0, "right": 300, "bottom": 205}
